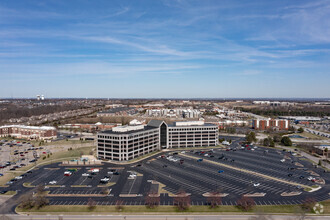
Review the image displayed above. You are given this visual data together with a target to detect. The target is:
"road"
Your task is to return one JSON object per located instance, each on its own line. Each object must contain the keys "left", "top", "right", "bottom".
{"left": 3, "top": 214, "right": 330, "bottom": 220}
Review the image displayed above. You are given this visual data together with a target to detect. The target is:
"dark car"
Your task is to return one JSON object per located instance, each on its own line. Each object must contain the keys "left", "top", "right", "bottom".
{"left": 0, "top": 190, "right": 8, "bottom": 194}
{"left": 9, "top": 168, "right": 16, "bottom": 171}
{"left": 27, "top": 170, "right": 33, "bottom": 173}
{"left": 288, "top": 174, "right": 293, "bottom": 177}
{"left": 299, "top": 176, "right": 304, "bottom": 179}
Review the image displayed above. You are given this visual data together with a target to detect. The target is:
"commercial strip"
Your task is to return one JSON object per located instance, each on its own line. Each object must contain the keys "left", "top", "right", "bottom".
{"left": 0, "top": 125, "right": 57, "bottom": 140}
{"left": 97, "top": 120, "right": 218, "bottom": 161}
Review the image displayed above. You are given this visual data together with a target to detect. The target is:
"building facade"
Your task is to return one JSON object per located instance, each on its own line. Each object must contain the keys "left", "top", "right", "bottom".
{"left": 167, "top": 121, "right": 218, "bottom": 148}
{"left": 97, "top": 120, "right": 218, "bottom": 161}
{"left": 252, "top": 119, "right": 289, "bottom": 130}
{"left": 0, "top": 125, "right": 57, "bottom": 140}
{"left": 97, "top": 125, "right": 159, "bottom": 161}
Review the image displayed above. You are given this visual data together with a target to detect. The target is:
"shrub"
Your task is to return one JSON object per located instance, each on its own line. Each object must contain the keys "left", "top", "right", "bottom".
{"left": 281, "top": 136, "right": 292, "bottom": 146}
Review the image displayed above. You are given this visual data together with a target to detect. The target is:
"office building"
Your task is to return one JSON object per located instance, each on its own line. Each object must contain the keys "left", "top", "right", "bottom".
{"left": 97, "top": 120, "right": 218, "bottom": 161}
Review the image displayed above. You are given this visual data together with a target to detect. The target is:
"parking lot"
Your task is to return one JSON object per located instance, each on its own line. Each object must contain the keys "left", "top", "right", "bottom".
{"left": 1, "top": 139, "right": 330, "bottom": 207}
{"left": 0, "top": 139, "right": 47, "bottom": 173}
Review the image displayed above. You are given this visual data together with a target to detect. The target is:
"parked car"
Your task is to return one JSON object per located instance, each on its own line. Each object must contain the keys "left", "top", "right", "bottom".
{"left": 64, "top": 171, "right": 72, "bottom": 176}
{"left": 100, "top": 177, "right": 110, "bottom": 183}
{"left": 82, "top": 173, "right": 90, "bottom": 177}
{"left": 49, "top": 180, "right": 57, "bottom": 185}
{"left": 253, "top": 183, "right": 260, "bottom": 187}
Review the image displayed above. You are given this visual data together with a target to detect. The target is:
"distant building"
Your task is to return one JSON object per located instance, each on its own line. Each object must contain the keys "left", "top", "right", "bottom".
{"left": 146, "top": 108, "right": 201, "bottom": 118}
{"left": 59, "top": 122, "right": 118, "bottom": 132}
{"left": 0, "top": 125, "right": 57, "bottom": 140}
{"left": 217, "top": 120, "right": 248, "bottom": 129}
{"left": 97, "top": 120, "right": 218, "bottom": 161}
{"left": 97, "top": 107, "right": 135, "bottom": 117}
{"left": 252, "top": 119, "right": 289, "bottom": 130}
{"left": 313, "top": 145, "right": 330, "bottom": 157}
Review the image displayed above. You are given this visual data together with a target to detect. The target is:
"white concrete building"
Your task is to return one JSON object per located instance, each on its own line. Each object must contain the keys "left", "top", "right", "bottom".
{"left": 97, "top": 120, "right": 218, "bottom": 161}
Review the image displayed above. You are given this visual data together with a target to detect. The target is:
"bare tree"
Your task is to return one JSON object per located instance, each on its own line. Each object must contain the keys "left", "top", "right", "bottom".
{"left": 33, "top": 194, "right": 49, "bottom": 209}
{"left": 301, "top": 197, "right": 316, "bottom": 213}
{"left": 237, "top": 196, "right": 255, "bottom": 211}
{"left": 18, "top": 193, "right": 34, "bottom": 210}
{"left": 36, "top": 184, "right": 45, "bottom": 195}
{"left": 173, "top": 189, "right": 190, "bottom": 211}
{"left": 207, "top": 191, "right": 222, "bottom": 209}
{"left": 87, "top": 198, "right": 96, "bottom": 211}
{"left": 145, "top": 190, "right": 160, "bottom": 208}
{"left": 115, "top": 200, "right": 124, "bottom": 211}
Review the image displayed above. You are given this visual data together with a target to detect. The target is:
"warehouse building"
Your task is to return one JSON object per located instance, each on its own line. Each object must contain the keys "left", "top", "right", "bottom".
{"left": 97, "top": 120, "right": 218, "bottom": 161}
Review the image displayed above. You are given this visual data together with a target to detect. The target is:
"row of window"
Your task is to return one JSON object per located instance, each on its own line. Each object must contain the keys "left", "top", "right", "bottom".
{"left": 169, "top": 127, "right": 217, "bottom": 131}
{"left": 98, "top": 130, "right": 158, "bottom": 140}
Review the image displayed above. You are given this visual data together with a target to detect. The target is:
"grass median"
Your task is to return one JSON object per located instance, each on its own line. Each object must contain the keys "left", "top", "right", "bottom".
{"left": 16, "top": 204, "right": 327, "bottom": 214}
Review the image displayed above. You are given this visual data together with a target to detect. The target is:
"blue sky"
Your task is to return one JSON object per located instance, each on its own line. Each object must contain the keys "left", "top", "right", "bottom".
{"left": 0, "top": 0, "right": 329, "bottom": 98}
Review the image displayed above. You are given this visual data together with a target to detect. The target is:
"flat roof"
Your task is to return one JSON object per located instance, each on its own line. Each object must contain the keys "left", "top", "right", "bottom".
{"left": 0, "top": 125, "right": 56, "bottom": 130}
{"left": 168, "top": 123, "right": 217, "bottom": 127}
{"left": 98, "top": 125, "right": 157, "bottom": 135}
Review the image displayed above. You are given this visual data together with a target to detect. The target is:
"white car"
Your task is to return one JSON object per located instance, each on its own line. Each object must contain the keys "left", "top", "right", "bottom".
{"left": 253, "top": 146, "right": 257, "bottom": 149}
{"left": 253, "top": 183, "right": 260, "bottom": 187}
{"left": 82, "top": 173, "right": 90, "bottom": 177}
{"left": 100, "top": 177, "right": 110, "bottom": 182}
{"left": 128, "top": 174, "right": 136, "bottom": 179}
{"left": 307, "top": 176, "right": 314, "bottom": 181}
{"left": 280, "top": 159, "right": 285, "bottom": 162}
{"left": 181, "top": 151, "right": 186, "bottom": 154}
{"left": 49, "top": 180, "right": 57, "bottom": 185}
{"left": 15, "top": 176, "right": 23, "bottom": 180}
{"left": 251, "top": 149, "right": 255, "bottom": 151}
